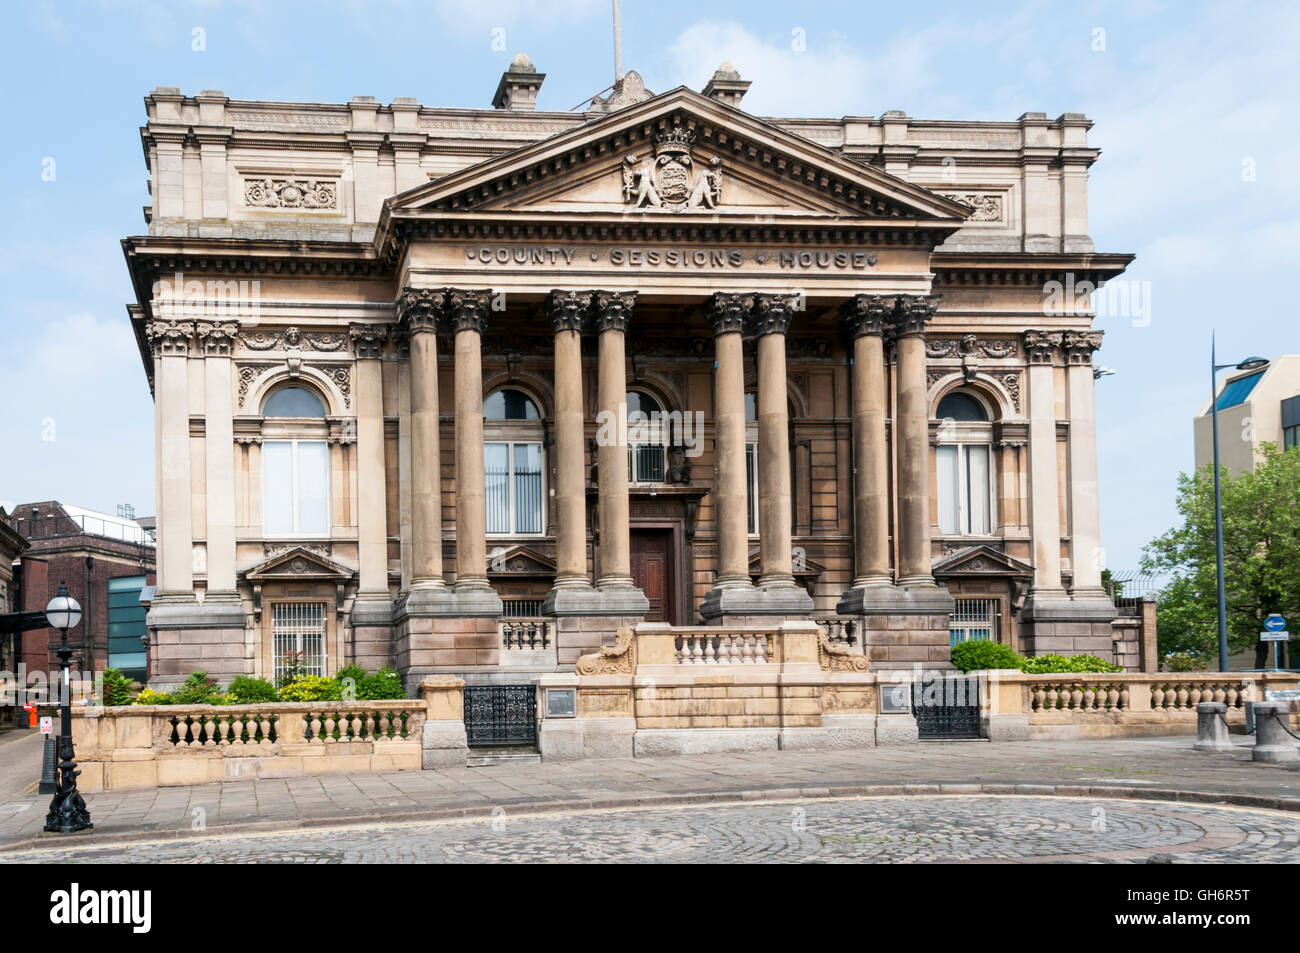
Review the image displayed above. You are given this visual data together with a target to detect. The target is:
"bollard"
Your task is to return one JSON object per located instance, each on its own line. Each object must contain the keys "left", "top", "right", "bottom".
{"left": 1251, "top": 701, "right": 1300, "bottom": 762}
{"left": 1193, "top": 701, "right": 1235, "bottom": 752}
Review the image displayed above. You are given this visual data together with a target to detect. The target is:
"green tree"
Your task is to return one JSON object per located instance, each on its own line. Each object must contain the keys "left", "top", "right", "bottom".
{"left": 1142, "top": 444, "right": 1300, "bottom": 667}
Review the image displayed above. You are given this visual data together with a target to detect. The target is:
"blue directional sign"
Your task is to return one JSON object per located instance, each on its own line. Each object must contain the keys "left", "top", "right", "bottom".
{"left": 1265, "top": 613, "right": 1287, "bottom": 632}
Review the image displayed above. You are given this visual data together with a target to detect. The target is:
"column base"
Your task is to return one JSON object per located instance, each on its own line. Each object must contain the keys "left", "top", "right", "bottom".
{"left": 1020, "top": 589, "right": 1118, "bottom": 658}
{"left": 836, "top": 583, "right": 955, "bottom": 671}
{"left": 698, "top": 583, "right": 812, "bottom": 621}
{"left": 542, "top": 583, "right": 648, "bottom": 617}
{"left": 396, "top": 584, "right": 502, "bottom": 619}
{"left": 145, "top": 593, "right": 250, "bottom": 688}
{"left": 146, "top": 594, "right": 247, "bottom": 629}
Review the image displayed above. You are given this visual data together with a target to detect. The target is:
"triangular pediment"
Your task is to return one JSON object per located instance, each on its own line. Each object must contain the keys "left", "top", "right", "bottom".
{"left": 243, "top": 546, "right": 356, "bottom": 582}
{"left": 485, "top": 544, "right": 556, "bottom": 576}
{"left": 932, "top": 545, "right": 1035, "bottom": 579}
{"left": 747, "top": 547, "right": 825, "bottom": 578}
{"left": 383, "top": 87, "right": 970, "bottom": 226}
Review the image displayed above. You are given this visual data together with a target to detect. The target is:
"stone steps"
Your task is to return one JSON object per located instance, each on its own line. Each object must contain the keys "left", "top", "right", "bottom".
{"left": 466, "top": 747, "right": 542, "bottom": 767}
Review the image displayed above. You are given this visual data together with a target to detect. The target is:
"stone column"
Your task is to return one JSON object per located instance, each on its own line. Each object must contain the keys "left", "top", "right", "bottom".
{"left": 839, "top": 295, "right": 894, "bottom": 599}
{"left": 893, "top": 294, "right": 941, "bottom": 588}
{"left": 1023, "top": 330, "right": 1064, "bottom": 594}
{"left": 397, "top": 289, "right": 447, "bottom": 606}
{"left": 1064, "top": 330, "right": 1106, "bottom": 596}
{"left": 752, "top": 295, "right": 809, "bottom": 613}
{"left": 197, "top": 321, "right": 239, "bottom": 605}
{"left": 447, "top": 290, "right": 500, "bottom": 613}
{"left": 592, "top": 291, "right": 643, "bottom": 607}
{"left": 546, "top": 290, "right": 593, "bottom": 595}
{"left": 148, "top": 320, "right": 196, "bottom": 601}
{"left": 349, "top": 323, "right": 392, "bottom": 605}
{"left": 700, "top": 293, "right": 756, "bottom": 619}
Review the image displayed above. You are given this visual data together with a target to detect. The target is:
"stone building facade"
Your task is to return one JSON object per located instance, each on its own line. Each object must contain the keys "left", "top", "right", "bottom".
{"left": 122, "top": 61, "right": 1136, "bottom": 690}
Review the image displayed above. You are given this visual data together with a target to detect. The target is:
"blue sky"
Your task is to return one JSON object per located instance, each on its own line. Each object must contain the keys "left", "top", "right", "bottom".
{"left": 0, "top": 0, "right": 1296, "bottom": 573}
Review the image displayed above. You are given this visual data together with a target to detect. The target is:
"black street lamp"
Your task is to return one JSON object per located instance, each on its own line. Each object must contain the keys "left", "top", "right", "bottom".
{"left": 43, "top": 581, "right": 93, "bottom": 834}
{"left": 1209, "top": 336, "right": 1269, "bottom": 673}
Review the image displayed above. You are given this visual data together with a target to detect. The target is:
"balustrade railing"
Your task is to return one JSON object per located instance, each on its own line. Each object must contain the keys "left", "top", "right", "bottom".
{"left": 499, "top": 618, "right": 552, "bottom": 650}
{"left": 816, "top": 617, "right": 857, "bottom": 646}
{"left": 146, "top": 700, "right": 425, "bottom": 750}
{"left": 673, "top": 627, "right": 776, "bottom": 664}
{"left": 1026, "top": 674, "right": 1252, "bottom": 714}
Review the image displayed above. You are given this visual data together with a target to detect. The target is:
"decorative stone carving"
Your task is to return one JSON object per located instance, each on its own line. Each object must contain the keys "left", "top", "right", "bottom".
{"left": 236, "top": 365, "right": 261, "bottom": 405}
{"left": 841, "top": 294, "right": 892, "bottom": 338}
{"left": 751, "top": 294, "right": 798, "bottom": 336}
{"left": 1064, "top": 330, "right": 1104, "bottom": 364}
{"left": 145, "top": 319, "right": 194, "bottom": 357}
{"left": 999, "top": 372, "right": 1023, "bottom": 413}
{"left": 926, "top": 335, "right": 1018, "bottom": 360}
{"left": 302, "top": 331, "right": 348, "bottom": 351}
{"left": 939, "top": 191, "right": 1003, "bottom": 222}
{"left": 348, "top": 323, "right": 388, "bottom": 360}
{"left": 396, "top": 287, "right": 445, "bottom": 335}
{"left": 263, "top": 542, "right": 331, "bottom": 560}
{"left": 196, "top": 321, "right": 238, "bottom": 356}
{"left": 1023, "top": 330, "right": 1064, "bottom": 365}
{"left": 622, "top": 126, "right": 722, "bottom": 211}
{"left": 590, "top": 70, "right": 653, "bottom": 112}
{"left": 592, "top": 290, "right": 637, "bottom": 333}
{"left": 891, "top": 294, "right": 941, "bottom": 338}
{"left": 707, "top": 291, "right": 751, "bottom": 336}
{"left": 574, "top": 627, "right": 635, "bottom": 675}
{"left": 818, "top": 633, "right": 871, "bottom": 672}
{"left": 546, "top": 289, "right": 591, "bottom": 333}
{"left": 326, "top": 366, "right": 352, "bottom": 407}
{"left": 244, "top": 177, "right": 337, "bottom": 209}
{"left": 446, "top": 289, "right": 492, "bottom": 334}
{"left": 237, "top": 326, "right": 348, "bottom": 352}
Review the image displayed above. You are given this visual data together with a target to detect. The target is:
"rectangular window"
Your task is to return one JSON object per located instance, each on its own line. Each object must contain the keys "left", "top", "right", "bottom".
{"left": 937, "top": 444, "right": 993, "bottom": 536}
{"left": 1285, "top": 424, "right": 1300, "bottom": 451}
{"left": 485, "top": 442, "right": 544, "bottom": 535}
{"left": 746, "top": 442, "right": 759, "bottom": 535}
{"left": 950, "top": 598, "right": 999, "bottom": 646}
{"left": 628, "top": 444, "right": 666, "bottom": 483}
{"left": 271, "top": 602, "right": 326, "bottom": 682}
{"left": 263, "top": 439, "right": 330, "bottom": 536}
{"left": 107, "top": 575, "right": 148, "bottom": 682}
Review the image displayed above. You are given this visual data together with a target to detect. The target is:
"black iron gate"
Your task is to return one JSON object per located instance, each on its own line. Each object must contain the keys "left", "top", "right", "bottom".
{"left": 912, "top": 674, "right": 981, "bottom": 740}
{"left": 464, "top": 684, "right": 538, "bottom": 747}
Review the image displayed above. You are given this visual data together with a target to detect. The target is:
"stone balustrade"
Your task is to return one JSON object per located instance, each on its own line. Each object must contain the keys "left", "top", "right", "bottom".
{"left": 499, "top": 618, "right": 552, "bottom": 650}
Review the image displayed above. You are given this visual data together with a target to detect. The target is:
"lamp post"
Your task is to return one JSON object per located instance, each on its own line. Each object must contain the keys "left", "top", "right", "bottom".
{"left": 43, "top": 581, "right": 93, "bottom": 834}
{"left": 1209, "top": 336, "right": 1269, "bottom": 673}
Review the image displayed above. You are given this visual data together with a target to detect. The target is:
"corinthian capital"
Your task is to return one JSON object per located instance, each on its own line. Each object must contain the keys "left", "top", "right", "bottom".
{"left": 1024, "top": 330, "right": 1065, "bottom": 365}
{"left": 841, "top": 294, "right": 893, "bottom": 339}
{"left": 752, "top": 293, "right": 799, "bottom": 336}
{"left": 1063, "top": 330, "right": 1104, "bottom": 365}
{"left": 891, "top": 294, "right": 942, "bottom": 339}
{"left": 592, "top": 290, "right": 637, "bottom": 333}
{"left": 706, "top": 292, "right": 752, "bottom": 336}
{"left": 546, "top": 290, "right": 591, "bottom": 334}
{"left": 395, "top": 287, "right": 445, "bottom": 335}
{"left": 446, "top": 288, "right": 493, "bottom": 334}
{"left": 146, "top": 319, "right": 195, "bottom": 357}
{"left": 349, "top": 323, "right": 389, "bottom": 360}
{"left": 196, "top": 321, "right": 238, "bottom": 356}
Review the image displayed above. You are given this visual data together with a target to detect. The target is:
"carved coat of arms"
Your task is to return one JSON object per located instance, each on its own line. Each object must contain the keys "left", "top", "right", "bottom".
{"left": 623, "top": 127, "right": 722, "bottom": 211}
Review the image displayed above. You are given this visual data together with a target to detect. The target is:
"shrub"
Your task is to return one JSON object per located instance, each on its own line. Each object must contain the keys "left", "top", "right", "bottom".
{"left": 1164, "top": 651, "right": 1211, "bottom": 673}
{"left": 1022, "top": 653, "right": 1123, "bottom": 674}
{"left": 277, "top": 675, "right": 343, "bottom": 702}
{"left": 171, "top": 670, "right": 223, "bottom": 705}
{"left": 134, "top": 688, "right": 175, "bottom": 706}
{"left": 950, "top": 639, "right": 1025, "bottom": 672}
{"left": 356, "top": 667, "right": 406, "bottom": 700}
{"left": 100, "top": 668, "right": 136, "bottom": 706}
{"left": 228, "top": 675, "right": 278, "bottom": 704}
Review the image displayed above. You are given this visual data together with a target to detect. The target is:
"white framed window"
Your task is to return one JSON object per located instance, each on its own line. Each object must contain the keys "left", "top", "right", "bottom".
{"left": 934, "top": 391, "right": 995, "bottom": 537}
{"left": 271, "top": 602, "right": 327, "bottom": 681}
{"left": 745, "top": 391, "right": 759, "bottom": 536}
{"left": 263, "top": 439, "right": 330, "bottom": 536}
{"left": 485, "top": 389, "right": 545, "bottom": 536}
{"left": 626, "top": 390, "right": 667, "bottom": 484}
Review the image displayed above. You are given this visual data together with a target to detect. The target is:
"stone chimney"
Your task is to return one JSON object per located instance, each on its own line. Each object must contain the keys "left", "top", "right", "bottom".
{"left": 492, "top": 54, "right": 545, "bottom": 110}
{"left": 702, "top": 62, "right": 751, "bottom": 109}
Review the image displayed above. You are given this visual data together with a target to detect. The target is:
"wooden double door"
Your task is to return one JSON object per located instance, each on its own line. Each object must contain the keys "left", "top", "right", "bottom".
{"left": 630, "top": 528, "right": 677, "bottom": 624}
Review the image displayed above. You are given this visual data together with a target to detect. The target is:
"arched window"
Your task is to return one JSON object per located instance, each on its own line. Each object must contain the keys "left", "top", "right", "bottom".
{"left": 627, "top": 390, "right": 666, "bottom": 483}
{"left": 934, "top": 390, "right": 995, "bottom": 536}
{"left": 262, "top": 386, "right": 326, "bottom": 418}
{"left": 261, "top": 385, "right": 330, "bottom": 536}
{"left": 484, "top": 388, "right": 544, "bottom": 535}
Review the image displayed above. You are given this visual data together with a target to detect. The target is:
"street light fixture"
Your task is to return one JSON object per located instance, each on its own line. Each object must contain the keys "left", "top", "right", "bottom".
{"left": 1209, "top": 335, "right": 1269, "bottom": 673}
{"left": 43, "top": 581, "right": 92, "bottom": 834}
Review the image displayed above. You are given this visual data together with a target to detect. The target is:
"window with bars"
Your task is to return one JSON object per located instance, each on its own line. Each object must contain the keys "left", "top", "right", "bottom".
{"left": 949, "top": 598, "right": 1000, "bottom": 647}
{"left": 501, "top": 599, "right": 543, "bottom": 618}
{"left": 271, "top": 602, "right": 327, "bottom": 682}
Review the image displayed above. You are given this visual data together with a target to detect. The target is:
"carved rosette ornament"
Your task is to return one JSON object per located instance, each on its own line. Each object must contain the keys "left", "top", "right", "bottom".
{"left": 348, "top": 323, "right": 388, "bottom": 360}
{"left": 447, "top": 289, "right": 492, "bottom": 334}
{"left": 592, "top": 290, "right": 637, "bottom": 333}
{"left": 196, "top": 321, "right": 238, "bottom": 356}
{"left": 146, "top": 320, "right": 194, "bottom": 357}
{"left": 1023, "top": 330, "right": 1065, "bottom": 365}
{"left": 1063, "top": 330, "right": 1104, "bottom": 365}
{"left": 546, "top": 289, "right": 591, "bottom": 334}
{"left": 751, "top": 293, "right": 798, "bottom": 336}
{"left": 574, "top": 627, "right": 636, "bottom": 675}
{"left": 891, "top": 294, "right": 942, "bottom": 339}
{"left": 395, "top": 287, "right": 445, "bottom": 336}
{"left": 817, "top": 633, "right": 871, "bottom": 673}
{"left": 841, "top": 294, "right": 892, "bottom": 339}
{"left": 707, "top": 292, "right": 752, "bottom": 336}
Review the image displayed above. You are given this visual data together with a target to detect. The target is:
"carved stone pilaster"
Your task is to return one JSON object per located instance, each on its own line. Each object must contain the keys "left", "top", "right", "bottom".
{"left": 446, "top": 288, "right": 492, "bottom": 334}
{"left": 546, "top": 289, "right": 591, "bottom": 334}
{"left": 591, "top": 290, "right": 637, "bottom": 332}
{"left": 841, "top": 294, "right": 892, "bottom": 339}
{"left": 707, "top": 291, "right": 751, "bottom": 336}
{"left": 752, "top": 293, "right": 798, "bottom": 336}
{"left": 349, "top": 323, "right": 388, "bottom": 360}
{"left": 891, "top": 294, "right": 941, "bottom": 339}
{"left": 1063, "top": 330, "right": 1104, "bottom": 365}
{"left": 1024, "top": 330, "right": 1065, "bottom": 365}
{"left": 196, "top": 321, "right": 238, "bottom": 356}
{"left": 146, "top": 319, "right": 195, "bottom": 357}
{"left": 396, "top": 287, "right": 445, "bottom": 335}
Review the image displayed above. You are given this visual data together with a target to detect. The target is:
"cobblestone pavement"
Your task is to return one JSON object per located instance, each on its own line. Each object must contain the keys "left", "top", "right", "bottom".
{"left": 5, "top": 795, "right": 1299, "bottom": 863}
{"left": 5, "top": 735, "right": 1300, "bottom": 852}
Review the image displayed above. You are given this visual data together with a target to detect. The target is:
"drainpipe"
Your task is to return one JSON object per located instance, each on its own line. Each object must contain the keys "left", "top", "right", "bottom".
{"left": 84, "top": 555, "right": 94, "bottom": 682}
